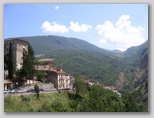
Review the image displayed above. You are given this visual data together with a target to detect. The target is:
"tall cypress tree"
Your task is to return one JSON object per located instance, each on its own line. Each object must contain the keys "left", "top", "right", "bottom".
{"left": 28, "top": 43, "right": 34, "bottom": 57}
{"left": 8, "top": 42, "right": 14, "bottom": 80}
{"left": 21, "top": 43, "right": 35, "bottom": 84}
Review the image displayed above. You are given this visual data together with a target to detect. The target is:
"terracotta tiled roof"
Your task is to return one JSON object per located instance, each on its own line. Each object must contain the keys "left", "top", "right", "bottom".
{"left": 52, "top": 69, "right": 67, "bottom": 75}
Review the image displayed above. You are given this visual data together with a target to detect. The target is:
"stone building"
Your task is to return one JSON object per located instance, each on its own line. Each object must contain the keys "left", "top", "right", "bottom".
{"left": 34, "top": 59, "right": 56, "bottom": 71}
{"left": 4, "top": 38, "right": 28, "bottom": 70}
{"left": 4, "top": 79, "right": 13, "bottom": 90}
{"left": 47, "top": 69, "right": 74, "bottom": 90}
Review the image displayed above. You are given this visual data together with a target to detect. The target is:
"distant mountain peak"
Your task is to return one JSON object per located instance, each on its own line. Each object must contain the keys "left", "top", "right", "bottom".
{"left": 112, "top": 49, "right": 122, "bottom": 53}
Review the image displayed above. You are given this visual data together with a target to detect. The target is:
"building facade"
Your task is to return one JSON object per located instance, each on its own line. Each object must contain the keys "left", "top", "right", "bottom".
{"left": 4, "top": 39, "right": 28, "bottom": 70}
{"left": 34, "top": 61, "right": 56, "bottom": 71}
{"left": 47, "top": 69, "right": 74, "bottom": 90}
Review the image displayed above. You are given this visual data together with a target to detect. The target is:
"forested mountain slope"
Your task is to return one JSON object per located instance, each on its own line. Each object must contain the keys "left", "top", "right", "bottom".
{"left": 4, "top": 35, "right": 148, "bottom": 111}
{"left": 5, "top": 36, "right": 148, "bottom": 91}
{"left": 6, "top": 35, "right": 113, "bottom": 56}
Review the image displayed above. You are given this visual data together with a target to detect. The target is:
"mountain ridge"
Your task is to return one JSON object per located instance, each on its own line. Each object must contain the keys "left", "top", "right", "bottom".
{"left": 5, "top": 35, "right": 113, "bottom": 56}
{"left": 4, "top": 35, "right": 148, "bottom": 90}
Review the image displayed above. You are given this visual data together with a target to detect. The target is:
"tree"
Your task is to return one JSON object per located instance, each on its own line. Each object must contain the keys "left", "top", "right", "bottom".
{"left": 20, "top": 43, "right": 35, "bottom": 85}
{"left": 73, "top": 77, "right": 87, "bottom": 98}
{"left": 8, "top": 42, "right": 14, "bottom": 80}
{"left": 123, "top": 92, "right": 139, "bottom": 112}
{"left": 35, "top": 71, "right": 46, "bottom": 82}
{"left": 34, "top": 84, "right": 39, "bottom": 99}
{"left": 28, "top": 43, "right": 34, "bottom": 57}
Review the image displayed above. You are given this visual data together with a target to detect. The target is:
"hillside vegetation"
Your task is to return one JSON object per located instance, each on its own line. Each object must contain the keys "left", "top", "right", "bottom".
{"left": 7, "top": 35, "right": 110, "bottom": 55}
{"left": 5, "top": 35, "right": 148, "bottom": 108}
{"left": 4, "top": 83, "right": 147, "bottom": 112}
{"left": 5, "top": 36, "right": 131, "bottom": 86}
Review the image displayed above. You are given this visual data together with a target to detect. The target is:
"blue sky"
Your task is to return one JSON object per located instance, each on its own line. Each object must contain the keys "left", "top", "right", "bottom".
{"left": 4, "top": 4, "right": 148, "bottom": 51}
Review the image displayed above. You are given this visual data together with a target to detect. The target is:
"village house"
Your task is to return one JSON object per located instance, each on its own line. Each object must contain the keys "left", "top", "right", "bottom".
{"left": 47, "top": 69, "right": 74, "bottom": 90}
{"left": 34, "top": 58, "right": 74, "bottom": 90}
{"left": 103, "top": 86, "right": 121, "bottom": 97}
{"left": 4, "top": 39, "right": 74, "bottom": 91}
{"left": 4, "top": 80, "right": 13, "bottom": 90}
{"left": 4, "top": 38, "right": 28, "bottom": 70}
{"left": 34, "top": 58, "right": 56, "bottom": 71}
{"left": 4, "top": 39, "right": 29, "bottom": 88}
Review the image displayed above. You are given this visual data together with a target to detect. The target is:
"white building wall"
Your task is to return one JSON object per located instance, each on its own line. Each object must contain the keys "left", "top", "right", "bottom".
{"left": 4, "top": 39, "right": 28, "bottom": 70}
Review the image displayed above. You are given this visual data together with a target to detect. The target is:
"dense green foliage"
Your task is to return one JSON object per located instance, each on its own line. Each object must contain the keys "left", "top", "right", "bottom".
{"left": 4, "top": 36, "right": 148, "bottom": 109}
{"left": 49, "top": 49, "right": 133, "bottom": 86}
{"left": 34, "top": 84, "right": 40, "bottom": 99}
{"left": 35, "top": 71, "right": 46, "bottom": 81}
{"left": 120, "top": 41, "right": 148, "bottom": 107}
{"left": 7, "top": 35, "right": 110, "bottom": 55}
{"left": 132, "top": 49, "right": 148, "bottom": 106}
{"left": 4, "top": 84, "right": 147, "bottom": 112}
{"left": 19, "top": 43, "right": 35, "bottom": 82}
{"left": 4, "top": 36, "right": 134, "bottom": 86}
{"left": 73, "top": 77, "right": 88, "bottom": 96}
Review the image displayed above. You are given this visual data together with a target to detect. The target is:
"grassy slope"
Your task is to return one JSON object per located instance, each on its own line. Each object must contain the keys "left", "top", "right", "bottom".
{"left": 4, "top": 88, "right": 147, "bottom": 112}
{"left": 4, "top": 92, "right": 71, "bottom": 112}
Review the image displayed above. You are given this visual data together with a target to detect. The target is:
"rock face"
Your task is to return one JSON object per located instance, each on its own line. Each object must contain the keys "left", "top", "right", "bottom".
{"left": 132, "top": 46, "right": 148, "bottom": 104}
{"left": 121, "top": 40, "right": 148, "bottom": 105}
{"left": 115, "top": 72, "right": 126, "bottom": 90}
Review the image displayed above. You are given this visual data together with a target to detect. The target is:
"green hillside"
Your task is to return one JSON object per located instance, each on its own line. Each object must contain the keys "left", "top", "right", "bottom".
{"left": 4, "top": 35, "right": 148, "bottom": 109}
{"left": 50, "top": 49, "right": 132, "bottom": 86}
{"left": 5, "top": 84, "right": 146, "bottom": 112}
{"left": 128, "top": 43, "right": 148, "bottom": 105}
{"left": 5, "top": 35, "right": 128, "bottom": 86}
{"left": 4, "top": 36, "right": 148, "bottom": 87}
{"left": 6, "top": 35, "right": 112, "bottom": 55}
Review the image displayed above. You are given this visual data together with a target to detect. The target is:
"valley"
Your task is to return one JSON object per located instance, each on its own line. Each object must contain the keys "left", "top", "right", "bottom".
{"left": 5, "top": 35, "right": 148, "bottom": 111}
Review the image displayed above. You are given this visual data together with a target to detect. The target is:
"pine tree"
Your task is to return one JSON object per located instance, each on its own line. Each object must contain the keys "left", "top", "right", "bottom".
{"left": 28, "top": 43, "right": 34, "bottom": 57}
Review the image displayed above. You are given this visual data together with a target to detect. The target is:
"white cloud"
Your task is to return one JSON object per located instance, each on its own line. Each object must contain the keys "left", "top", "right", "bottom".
{"left": 41, "top": 21, "right": 69, "bottom": 33}
{"left": 96, "top": 15, "right": 145, "bottom": 50}
{"left": 69, "top": 21, "right": 92, "bottom": 32}
{"left": 55, "top": 6, "right": 59, "bottom": 10}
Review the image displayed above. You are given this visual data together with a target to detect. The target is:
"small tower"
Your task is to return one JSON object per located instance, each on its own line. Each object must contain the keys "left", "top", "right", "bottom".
{"left": 4, "top": 38, "right": 28, "bottom": 70}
